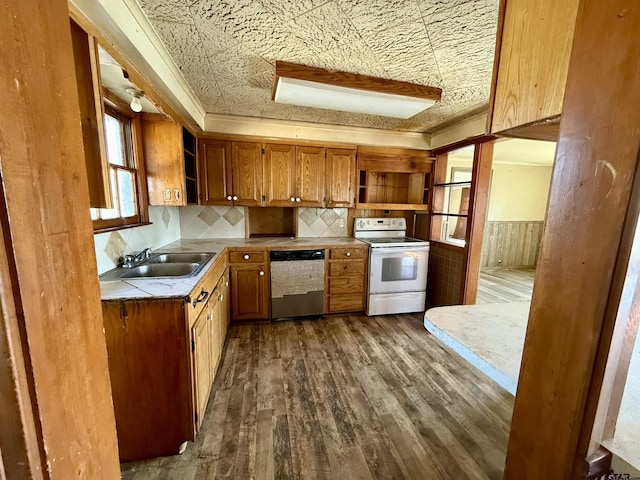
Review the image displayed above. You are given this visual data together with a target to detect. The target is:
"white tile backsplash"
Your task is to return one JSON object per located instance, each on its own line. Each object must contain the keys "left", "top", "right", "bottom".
{"left": 180, "top": 205, "right": 245, "bottom": 239}
{"left": 297, "top": 208, "right": 348, "bottom": 237}
{"left": 93, "top": 206, "right": 181, "bottom": 274}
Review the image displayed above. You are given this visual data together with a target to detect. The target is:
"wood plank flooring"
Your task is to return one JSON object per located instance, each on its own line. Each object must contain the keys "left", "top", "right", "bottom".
{"left": 476, "top": 268, "right": 535, "bottom": 304}
{"left": 121, "top": 314, "right": 513, "bottom": 480}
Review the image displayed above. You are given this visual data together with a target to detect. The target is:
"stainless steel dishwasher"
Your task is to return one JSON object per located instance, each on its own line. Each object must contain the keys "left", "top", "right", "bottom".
{"left": 270, "top": 249, "right": 325, "bottom": 320}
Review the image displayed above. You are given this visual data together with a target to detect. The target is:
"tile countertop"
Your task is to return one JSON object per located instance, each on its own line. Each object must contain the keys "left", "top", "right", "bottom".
{"left": 99, "top": 237, "right": 368, "bottom": 301}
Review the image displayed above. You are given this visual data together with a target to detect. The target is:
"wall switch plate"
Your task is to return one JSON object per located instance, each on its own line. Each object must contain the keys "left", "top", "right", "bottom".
{"left": 164, "top": 189, "right": 171, "bottom": 201}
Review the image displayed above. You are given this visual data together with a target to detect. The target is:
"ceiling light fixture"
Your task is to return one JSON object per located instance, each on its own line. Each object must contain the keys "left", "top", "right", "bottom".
{"left": 272, "top": 61, "right": 442, "bottom": 119}
{"left": 125, "top": 88, "right": 143, "bottom": 113}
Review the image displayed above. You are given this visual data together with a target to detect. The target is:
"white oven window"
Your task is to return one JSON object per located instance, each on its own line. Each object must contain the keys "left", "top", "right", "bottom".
{"left": 381, "top": 257, "right": 418, "bottom": 282}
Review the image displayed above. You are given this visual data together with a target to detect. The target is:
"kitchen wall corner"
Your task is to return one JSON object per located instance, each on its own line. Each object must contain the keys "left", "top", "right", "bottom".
{"left": 180, "top": 205, "right": 245, "bottom": 239}
{"left": 93, "top": 206, "right": 181, "bottom": 275}
{"left": 297, "top": 208, "right": 348, "bottom": 237}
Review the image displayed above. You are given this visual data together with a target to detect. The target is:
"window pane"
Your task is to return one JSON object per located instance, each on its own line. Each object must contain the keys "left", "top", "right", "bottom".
{"left": 104, "top": 114, "right": 125, "bottom": 166}
{"left": 435, "top": 215, "right": 467, "bottom": 247}
{"left": 117, "top": 169, "right": 137, "bottom": 217}
{"left": 100, "top": 169, "right": 120, "bottom": 220}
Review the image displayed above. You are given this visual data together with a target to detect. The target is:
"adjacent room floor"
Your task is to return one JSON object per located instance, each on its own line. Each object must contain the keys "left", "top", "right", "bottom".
{"left": 121, "top": 314, "right": 514, "bottom": 480}
{"left": 476, "top": 268, "right": 535, "bottom": 304}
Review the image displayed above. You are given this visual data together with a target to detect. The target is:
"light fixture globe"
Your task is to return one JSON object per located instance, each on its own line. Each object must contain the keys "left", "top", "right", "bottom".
{"left": 125, "top": 88, "right": 144, "bottom": 113}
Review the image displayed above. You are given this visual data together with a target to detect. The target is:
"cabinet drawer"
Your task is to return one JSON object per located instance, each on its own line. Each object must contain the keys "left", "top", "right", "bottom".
{"left": 328, "top": 261, "right": 365, "bottom": 276}
{"left": 328, "top": 276, "right": 364, "bottom": 295}
{"left": 329, "top": 247, "right": 367, "bottom": 260}
{"left": 229, "top": 250, "right": 267, "bottom": 264}
{"left": 327, "top": 294, "right": 364, "bottom": 313}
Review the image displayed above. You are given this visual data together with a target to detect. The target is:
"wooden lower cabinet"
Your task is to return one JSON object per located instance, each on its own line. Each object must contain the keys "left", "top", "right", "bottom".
{"left": 230, "top": 262, "right": 270, "bottom": 321}
{"left": 102, "top": 259, "right": 229, "bottom": 462}
{"left": 325, "top": 246, "right": 368, "bottom": 313}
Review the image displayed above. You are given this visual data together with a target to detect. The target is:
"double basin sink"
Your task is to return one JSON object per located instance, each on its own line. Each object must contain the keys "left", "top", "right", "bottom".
{"left": 100, "top": 252, "right": 215, "bottom": 280}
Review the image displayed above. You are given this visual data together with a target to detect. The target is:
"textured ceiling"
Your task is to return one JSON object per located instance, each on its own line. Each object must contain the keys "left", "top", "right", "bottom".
{"left": 136, "top": 0, "right": 499, "bottom": 132}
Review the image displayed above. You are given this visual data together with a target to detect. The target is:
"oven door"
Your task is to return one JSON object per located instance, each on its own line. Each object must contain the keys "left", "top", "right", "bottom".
{"left": 369, "top": 246, "right": 429, "bottom": 294}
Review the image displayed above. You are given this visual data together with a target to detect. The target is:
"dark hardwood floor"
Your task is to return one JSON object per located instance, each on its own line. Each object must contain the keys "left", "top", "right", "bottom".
{"left": 476, "top": 268, "right": 535, "bottom": 304}
{"left": 121, "top": 314, "right": 513, "bottom": 479}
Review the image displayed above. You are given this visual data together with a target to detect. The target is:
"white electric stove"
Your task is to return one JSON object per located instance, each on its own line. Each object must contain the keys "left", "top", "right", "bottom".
{"left": 354, "top": 218, "right": 430, "bottom": 316}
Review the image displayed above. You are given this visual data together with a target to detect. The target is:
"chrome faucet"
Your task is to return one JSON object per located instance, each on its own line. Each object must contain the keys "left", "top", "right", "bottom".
{"left": 118, "top": 247, "right": 153, "bottom": 268}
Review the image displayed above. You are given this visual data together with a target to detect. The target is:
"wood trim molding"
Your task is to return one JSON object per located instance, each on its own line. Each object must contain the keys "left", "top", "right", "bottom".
{"left": 273, "top": 61, "right": 442, "bottom": 101}
{"left": 431, "top": 134, "right": 497, "bottom": 156}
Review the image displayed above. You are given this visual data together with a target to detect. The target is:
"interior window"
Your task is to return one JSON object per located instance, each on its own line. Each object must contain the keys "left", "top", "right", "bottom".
{"left": 91, "top": 107, "right": 144, "bottom": 230}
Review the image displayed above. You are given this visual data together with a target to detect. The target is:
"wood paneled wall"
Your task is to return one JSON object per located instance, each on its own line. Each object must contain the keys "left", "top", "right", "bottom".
{"left": 481, "top": 221, "right": 544, "bottom": 269}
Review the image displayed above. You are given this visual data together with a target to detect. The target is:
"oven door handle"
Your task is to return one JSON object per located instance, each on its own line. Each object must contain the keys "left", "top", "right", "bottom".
{"left": 370, "top": 246, "right": 430, "bottom": 255}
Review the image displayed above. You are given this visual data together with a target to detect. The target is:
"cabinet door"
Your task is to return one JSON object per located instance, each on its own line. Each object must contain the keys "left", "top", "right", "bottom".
{"left": 296, "top": 146, "right": 325, "bottom": 207}
{"left": 264, "top": 143, "right": 296, "bottom": 207}
{"left": 199, "top": 139, "right": 232, "bottom": 205}
{"left": 142, "top": 116, "right": 186, "bottom": 206}
{"left": 231, "top": 141, "right": 263, "bottom": 206}
{"left": 191, "top": 306, "right": 212, "bottom": 430}
{"left": 230, "top": 264, "right": 269, "bottom": 321}
{"left": 326, "top": 148, "right": 356, "bottom": 208}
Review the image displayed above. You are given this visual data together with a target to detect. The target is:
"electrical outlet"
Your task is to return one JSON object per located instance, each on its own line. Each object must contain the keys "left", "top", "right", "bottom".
{"left": 164, "top": 189, "right": 171, "bottom": 201}
{"left": 338, "top": 218, "right": 345, "bottom": 228}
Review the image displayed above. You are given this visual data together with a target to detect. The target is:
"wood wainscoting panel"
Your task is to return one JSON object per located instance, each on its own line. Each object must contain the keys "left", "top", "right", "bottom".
{"left": 481, "top": 221, "right": 544, "bottom": 269}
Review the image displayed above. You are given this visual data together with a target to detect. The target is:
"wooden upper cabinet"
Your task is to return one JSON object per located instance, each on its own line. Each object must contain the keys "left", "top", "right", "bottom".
{"left": 489, "top": 0, "right": 579, "bottom": 139}
{"left": 141, "top": 114, "right": 186, "bottom": 206}
{"left": 263, "top": 144, "right": 327, "bottom": 207}
{"left": 199, "top": 139, "right": 232, "bottom": 205}
{"left": 264, "top": 144, "right": 296, "bottom": 206}
{"left": 69, "top": 19, "right": 111, "bottom": 209}
{"left": 296, "top": 146, "right": 325, "bottom": 207}
{"left": 326, "top": 148, "right": 356, "bottom": 208}
{"left": 231, "top": 141, "right": 263, "bottom": 206}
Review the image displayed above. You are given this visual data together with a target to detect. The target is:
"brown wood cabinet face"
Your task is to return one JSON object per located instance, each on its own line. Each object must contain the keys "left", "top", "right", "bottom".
{"left": 326, "top": 148, "right": 356, "bottom": 208}
{"left": 230, "top": 264, "right": 270, "bottom": 321}
{"left": 296, "top": 145, "right": 326, "bottom": 207}
{"left": 69, "top": 19, "right": 111, "bottom": 209}
{"left": 231, "top": 141, "right": 263, "bottom": 206}
{"left": 325, "top": 247, "right": 368, "bottom": 314}
{"left": 264, "top": 143, "right": 296, "bottom": 206}
{"left": 191, "top": 306, "right": 212, "bottom": 430}
{"left": 490, "top": 0, "right": 579, "bottom": 135}
{"left": 102, "top": 300, "right": 194, "bottom": 462}
{"left": 199, "top": 139, "right": 232, "bottom": 205}
{"left": 142, "top": 117, "right": 185, "bottom": 206}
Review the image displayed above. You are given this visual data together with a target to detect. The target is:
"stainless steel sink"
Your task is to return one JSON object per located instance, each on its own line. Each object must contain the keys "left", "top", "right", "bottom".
{"left": 99, "top": 251, "right": 215, "bottom": 280}
{"left": 121, "top": 263, "right": 200, "bottom": 278}
{"left": 147, "top": 252, "right": 214, "bottom": 264}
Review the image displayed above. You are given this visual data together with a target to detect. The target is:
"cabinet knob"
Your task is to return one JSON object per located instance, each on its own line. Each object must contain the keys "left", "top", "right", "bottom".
{"left": 290, "top": 197, "right": 296, "bottom": 202}
{"left": 243, "top": 254, "right": 250, "bottom": 260}
{"left": 296, "top": 197, "right": 301, "bottom": 202}
{"left": 346, "top": 252, "right": 351, "bottom": 257}
{"left": 219, "top": 294, "right": 223, "bottom": 301}
{"left": 225, "top": 281, "right": 229, "bottom": 287}
{"left": 232, "top": 195, "right": 238, "bottom": 201}
{"left": 208, "top": 313, "right": 213, "bottom": 321}
{"left": 226, "top": 195, "right": 232, "bottom": 201}
{"left": 259, "top": 271, "right": 265, "bottom": 276}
